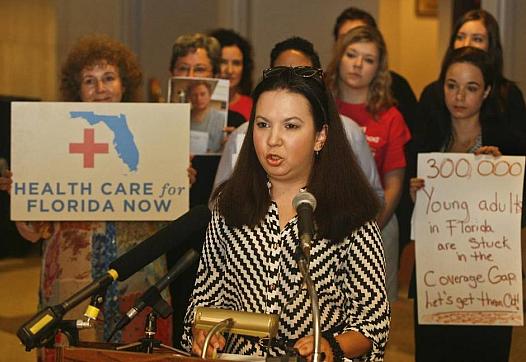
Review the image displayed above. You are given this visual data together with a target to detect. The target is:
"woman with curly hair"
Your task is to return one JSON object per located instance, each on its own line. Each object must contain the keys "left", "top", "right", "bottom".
{"left": 325, "top": 25, "right": 411, "bottom": 303}
{"left": 10, "top": 34, "right": 172, "bottom": 360}
{"left": 60, "top": 34, "right": 143, "bottom": 102}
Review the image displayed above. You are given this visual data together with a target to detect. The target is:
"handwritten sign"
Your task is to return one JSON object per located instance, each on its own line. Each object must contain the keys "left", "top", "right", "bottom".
{"left": 414, "top": 153, "right": 524, "bottom": 326}
{"left": 11, "top": 102, "right": 190, "bottom": 220}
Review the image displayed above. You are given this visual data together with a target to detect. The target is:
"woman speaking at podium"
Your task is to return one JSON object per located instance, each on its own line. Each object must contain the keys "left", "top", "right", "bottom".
{"left": 182, "top": 66, "right": 390, "bottom": 361}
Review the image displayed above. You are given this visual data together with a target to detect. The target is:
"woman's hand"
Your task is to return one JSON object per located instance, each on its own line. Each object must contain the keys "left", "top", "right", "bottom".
{"left": 187, "top": 155, "right": 197, "bottom": 186}
{"left": 222, "top": 126, "right": 236, "bottom": 146}
{"left": 191, "top": 328, "right": 226, "bottom": 358}
{"left": 0, "top": 170, "right": 13, "bottom": 194}
{"left": 377, "top": 168, "right": 405, "bottom": 229}
{"left": 293, "top": 335, "right": 333, "bottom": 362}
{"left": 474, "top": 145, "right": 501, "bottom": 157}
{"left": 409, "top": 177, "right": 425, "bottom": 203}
{"left": 223, "top": 126, "right": 236, "bottom": 135}
{"left": 187, "top": 164, "right": 197, "bottom": 186}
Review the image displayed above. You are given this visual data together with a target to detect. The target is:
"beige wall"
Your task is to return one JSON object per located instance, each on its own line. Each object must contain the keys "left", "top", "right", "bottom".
{"left": 1, "top": 1, "right": 524, "bottom": 102}
{"left": 53, "top": 0, "right": 224, "bottom": 102}
{"left": 248, "top": 0, "right": 376, "bottom": 74}
{"left": 0, "top": 0, "right": 56, "bottom": 100}
{"left": 379, "top": 0, "right": 439, "bottom": 99}
{"left": 137, "top": 0, "right": 223, "bottom": 97}
{"left": 511, "top": 1, "right": 526, "bottom": 94}
{"left": 478, "top": 0, "right": 526, "bottom": 94}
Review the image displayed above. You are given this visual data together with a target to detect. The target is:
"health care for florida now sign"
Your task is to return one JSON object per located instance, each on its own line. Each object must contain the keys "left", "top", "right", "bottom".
{"left": 11, "top": 102, "right": 190, "bottom": 221}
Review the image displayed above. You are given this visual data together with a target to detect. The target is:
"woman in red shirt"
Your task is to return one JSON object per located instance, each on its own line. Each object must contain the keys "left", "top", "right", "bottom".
{"left": 326, "top": 25, "right": 411, "bottom": 302}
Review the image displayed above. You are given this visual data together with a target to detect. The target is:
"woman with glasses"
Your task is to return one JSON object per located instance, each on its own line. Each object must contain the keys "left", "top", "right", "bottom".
{"left": 325, "top": 25, "right": 411, "bottom": 303}
{"left": 169, "top": 33, "right": 220, "bottom": 78}
{"left": 182, "top": 66, "right": 390, "bottom": 361}
{"left": 210, "top": 29, "right": 254, "bottom": 122}
{"left": 1, "top": 34, "right": 172, "bottom": 360}
{"left": 167, "top": 32, "right": 224, "bottom": 346}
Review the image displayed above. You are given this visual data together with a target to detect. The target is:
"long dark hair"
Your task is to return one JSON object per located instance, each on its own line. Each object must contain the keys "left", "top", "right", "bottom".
{"left": 447, "top": 10, "right": 502, "bottom": 76}
{"left": 417, "top": 47, "right": 495, "bottom": 152}
{"left": 213, "top": 67, "right": 380, "bottom": 241}
{"left": 332, "top": 6, "right": 377, "bottom": 40}
{"left": 209, "top": 28, "right": 254, "bottom": 95}
{"left": 445, "top": 9, "right": 512, "bottom": 112}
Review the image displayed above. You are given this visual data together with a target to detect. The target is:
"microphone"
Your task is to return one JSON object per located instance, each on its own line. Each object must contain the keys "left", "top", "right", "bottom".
{"left": 109, "top": 205, "right": 211, "bottom": 281}
{"left": 292, "top": 192, "right": 322, "bottom": 362}
{"left": 292, "top": 191, "right": 317, "bottom": 263}
{"left": 108, "top": 248, "right": 200, "bottom": 339}
{"left": 17, "top": 205, "right": 211, "bottom": 350}
{"left": 17, "top": 270, "right": 117, "bottom": 350}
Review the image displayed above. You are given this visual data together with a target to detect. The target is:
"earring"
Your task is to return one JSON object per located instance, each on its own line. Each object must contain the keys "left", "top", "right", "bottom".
{"left": 315, "top": 143, "right": 324, "bottom": 157}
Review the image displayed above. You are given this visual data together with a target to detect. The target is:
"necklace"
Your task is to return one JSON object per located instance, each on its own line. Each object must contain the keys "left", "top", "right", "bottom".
{"left": 445, "top": 133, "right": 482, "bottom": 153}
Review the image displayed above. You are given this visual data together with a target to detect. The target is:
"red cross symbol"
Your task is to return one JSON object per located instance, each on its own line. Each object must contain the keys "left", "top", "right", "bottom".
{"left": 69, "top": 128, "right": 109, "bottom": 168}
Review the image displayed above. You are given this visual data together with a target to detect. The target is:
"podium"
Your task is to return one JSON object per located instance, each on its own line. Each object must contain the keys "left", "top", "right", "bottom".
{"left": 56, "top": 343, "right": 208, "bottom": 362}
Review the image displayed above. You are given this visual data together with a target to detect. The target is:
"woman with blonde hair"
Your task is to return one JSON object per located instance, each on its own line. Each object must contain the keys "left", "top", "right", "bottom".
{"left": 326, "top": 25, "right": 411, "bottom": 302}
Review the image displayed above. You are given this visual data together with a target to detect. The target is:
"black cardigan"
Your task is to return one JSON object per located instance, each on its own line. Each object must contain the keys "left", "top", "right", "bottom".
{"left": 415, "top": 79, "right": 526, "bottom": 157}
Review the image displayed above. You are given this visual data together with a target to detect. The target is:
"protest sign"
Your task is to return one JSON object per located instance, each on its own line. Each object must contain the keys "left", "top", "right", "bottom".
{"left": 11, "top": 102, "right": 190, "bottom": 220}
{"left": 414, "top": 153, "right": 524, "bottom": 326}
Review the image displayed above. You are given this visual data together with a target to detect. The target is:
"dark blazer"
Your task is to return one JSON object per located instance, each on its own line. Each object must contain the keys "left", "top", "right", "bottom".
{"left": 390, "top": 70, "right": 417, "bottom": 132}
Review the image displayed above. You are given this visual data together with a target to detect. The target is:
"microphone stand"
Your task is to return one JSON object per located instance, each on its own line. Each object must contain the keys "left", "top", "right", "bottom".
{"left": 295, "top": 247, "right": 322, "bottom": 362}
{"left": 116, "top": 312, "right": 188, "bottom": 355}
{"left": 53, "top": 292, "right": 106, "bottom": 348}
{"left": 113, "top": 251, "right": 199, "bottom": 355}
{"left": 17, "top": 284, "right": 111, "bottom": 351}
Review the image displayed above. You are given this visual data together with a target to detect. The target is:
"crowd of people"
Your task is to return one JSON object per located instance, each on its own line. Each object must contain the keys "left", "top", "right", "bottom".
{"left": 1, "top": 5, "right": 525, "bottom": 362}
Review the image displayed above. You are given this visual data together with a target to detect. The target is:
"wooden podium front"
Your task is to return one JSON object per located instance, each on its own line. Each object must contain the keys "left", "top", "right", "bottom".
{"left": 57, "top": 343, "right": 208, "bottom": 362}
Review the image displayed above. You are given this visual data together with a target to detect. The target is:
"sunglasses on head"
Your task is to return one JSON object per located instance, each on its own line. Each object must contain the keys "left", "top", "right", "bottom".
{"left": 262, "top": 66, "right": 323, "bottom": 81}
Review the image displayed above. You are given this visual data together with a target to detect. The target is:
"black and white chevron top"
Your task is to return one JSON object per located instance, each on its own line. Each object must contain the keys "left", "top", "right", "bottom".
{"left": 182, "top": 203, "right": 390, "bottom": 361}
